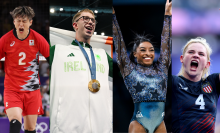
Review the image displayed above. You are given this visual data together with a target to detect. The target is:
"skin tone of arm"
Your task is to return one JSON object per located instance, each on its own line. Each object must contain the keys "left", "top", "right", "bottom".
{"left": 130, "top": 1, "right": 171, "bottom": 133}
{"left": 165, "top": 0, "right": 172, "bottom": 15}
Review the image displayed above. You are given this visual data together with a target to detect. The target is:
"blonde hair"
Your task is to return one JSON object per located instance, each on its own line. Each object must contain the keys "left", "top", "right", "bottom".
{"left": 72, "top": 8, "right": 95, "bottom": 30}
{"left": 178, "top": 37, "right": 212, "bottom": 79}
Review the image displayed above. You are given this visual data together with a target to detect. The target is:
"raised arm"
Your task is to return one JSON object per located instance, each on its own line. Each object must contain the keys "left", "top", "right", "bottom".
{"left": 112, "top": 8, "right": 135, "bottom": 78}
{"left": 157, "top": 0, "right": 172, "bottom": 69}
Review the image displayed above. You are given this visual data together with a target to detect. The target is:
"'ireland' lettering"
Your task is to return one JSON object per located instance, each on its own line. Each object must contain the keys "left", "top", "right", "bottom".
{"left": 64, "top": 61, "right": 105, "bottom": 73}
{"left": 67, "top": 62, "right": 73, "bottom": 72}
{"left": 64, "top": 61, "right": 85, "bottom": 72}
{"left": 74, "top": 61, "right": 80, "bottom": 71}
{"left": 81, "top": 61, "right": 86, "bottom": 71}
{"left": 97, "top": 63, "right": 105, "bottom": 73}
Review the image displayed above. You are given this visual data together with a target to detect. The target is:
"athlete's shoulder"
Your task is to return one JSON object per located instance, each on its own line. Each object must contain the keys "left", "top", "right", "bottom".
{"left": 172, "top": 75, "right": 187, "bottom": 90}
{"left": 50, "top": 45, "right": 55, "bottom": 52}
{"left": 54, "top": 44, "right": 70, "bottom": 48}
{"left": 29, "top": 29, "right": 45, "bottom": 39}
{"left": 206, "top": 73, "right": 219, "bottom": 80}
{"left": 172, "top": 75, "right": 182, "bottom": 82}
{"left": 0, "top": 30, "right": 14, "bottom": 40}
{"left": 204, "top": 73, "right": 219, "bottom": 84}
{"left": 205, "top": 73, "right": 220, "bottom": 88}
{"left": 93, "top": 47, "right": 106, "bottom": 53}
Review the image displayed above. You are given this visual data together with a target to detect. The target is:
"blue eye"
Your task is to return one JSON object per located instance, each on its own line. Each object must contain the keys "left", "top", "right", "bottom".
{"left": 199, "top": 53, "right": 204, "bottom": 56}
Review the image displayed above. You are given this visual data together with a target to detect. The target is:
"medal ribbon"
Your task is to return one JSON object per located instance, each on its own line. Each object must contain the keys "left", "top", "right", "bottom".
{"left": 75, "top": 39, "right": 96, "bottom": 80}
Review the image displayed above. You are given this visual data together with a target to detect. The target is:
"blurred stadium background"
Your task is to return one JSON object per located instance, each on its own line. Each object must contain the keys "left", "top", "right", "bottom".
{"left": 172, "top": 0, "right": 220, "bottom": 132}
{"left": 49, "top": 0, "right": 112, "bottom": 56}
{"left": 50, "top": 0, "right": 112, "bottom": 36}
{"left": 0, "top": 0, "right": 50, "bottom": 132}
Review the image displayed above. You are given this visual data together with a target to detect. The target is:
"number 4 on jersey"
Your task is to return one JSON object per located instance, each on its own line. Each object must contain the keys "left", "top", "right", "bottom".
{"left": 195, "top": 94, "right": 205, "bottom": 109}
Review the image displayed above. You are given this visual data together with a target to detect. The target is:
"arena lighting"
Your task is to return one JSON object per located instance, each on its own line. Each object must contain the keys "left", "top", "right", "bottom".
{"left": 78, "top": 10, "right": 81, "bottom": 12}
{"left": 94, "top": 32, "right": 97, "bottom": 35}
{"left": 101, "top": 32, "right": 105, "bottom": 36}
{"left": 50, "top": 8, "right": 55, "bottom": 13}
{"left": 60, "top": 8, "right": 63, "bottom": 11}
{"left": 94, "top": 10, "right": 98, "bottom": 13}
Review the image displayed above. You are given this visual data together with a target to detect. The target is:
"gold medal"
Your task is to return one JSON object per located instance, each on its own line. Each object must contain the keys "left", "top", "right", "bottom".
{"left": 88, "top": 79, "right": 100, "bottom": 93}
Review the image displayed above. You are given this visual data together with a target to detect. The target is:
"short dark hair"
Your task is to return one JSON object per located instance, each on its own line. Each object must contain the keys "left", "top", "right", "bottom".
{"left": 10, "top": 6, "right": 35, "bottom": 20}
{"left": 129, "top": 34, "right": 154, "bottom": 64}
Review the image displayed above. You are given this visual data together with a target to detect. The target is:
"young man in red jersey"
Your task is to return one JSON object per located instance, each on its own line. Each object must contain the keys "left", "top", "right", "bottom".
{"left": 0, "top": 6, "right": 49, "bottom": 133}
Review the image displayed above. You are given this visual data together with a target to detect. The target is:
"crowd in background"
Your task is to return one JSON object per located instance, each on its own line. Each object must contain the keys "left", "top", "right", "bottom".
{"left": 0, "top": 0, "right": 50, "bottom": 118}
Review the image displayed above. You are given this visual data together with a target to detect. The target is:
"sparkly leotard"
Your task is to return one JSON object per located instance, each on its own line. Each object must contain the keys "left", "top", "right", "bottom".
{"left": 113, "top": 14, "right": 171, "bottom": 133}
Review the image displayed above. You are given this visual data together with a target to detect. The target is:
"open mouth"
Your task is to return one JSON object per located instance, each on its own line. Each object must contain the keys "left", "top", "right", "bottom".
{"left": 85, "top": 26, "right": 93, "bottom": 32}
{"left": 85, "top": 26, "right": 93, "bottom": 34}
{"left": 85, "top": 27, "right": 92, "bottom": 30}
{"left": 19, "top": 28, "right": 24, "bottom": 32}
{"left": 143, "top": 57, "right": 152, "bottom": 62}
{"left": 190, "top": 60, "right": 198, "bottom": 70}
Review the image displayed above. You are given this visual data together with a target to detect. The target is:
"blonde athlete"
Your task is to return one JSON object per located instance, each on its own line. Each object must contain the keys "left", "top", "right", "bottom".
{"left": 50, "top": 9, "right": 112, "bottom": 133}
{"left": 172, "top": 37, "right": 220, "bottom": 133}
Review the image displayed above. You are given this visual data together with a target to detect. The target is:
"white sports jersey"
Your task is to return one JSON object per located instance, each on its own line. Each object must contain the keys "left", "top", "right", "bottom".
{"left": 50, "top": 44, "right": 112, "bottom": 133}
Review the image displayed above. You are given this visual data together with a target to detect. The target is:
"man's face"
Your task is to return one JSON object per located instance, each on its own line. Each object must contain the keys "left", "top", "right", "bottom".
{"left": 13, "top": 16, "right": 32, "bottom": 38}
{"left": 180, "top": 43, "right": 210, "bottom": 79}
{"left": 73, "top": 12, "right": 96, "bottom": 39}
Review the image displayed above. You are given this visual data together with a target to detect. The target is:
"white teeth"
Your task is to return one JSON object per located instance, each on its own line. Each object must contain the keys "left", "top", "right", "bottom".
{"left": 86, "top": 27, "right": 92, "bottom": 30}
{"left": 145, "top": 58, "right": 151, "bottom": 59}
{"left": 192, "top": 61, "right": 198, "bottom": 63}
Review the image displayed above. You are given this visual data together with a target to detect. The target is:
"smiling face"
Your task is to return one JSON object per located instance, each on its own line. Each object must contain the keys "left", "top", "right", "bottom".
{"left": 180, "top": 43, "right": 210, "bottom": 80}
{"left": 134, "top": 41, "right": 155, "bottom": 66}
{"left": 13, "top": 16, "right": 32, "bottom": 39}
{"left": 73, "top": 12, "right": 96, "bottom": 41}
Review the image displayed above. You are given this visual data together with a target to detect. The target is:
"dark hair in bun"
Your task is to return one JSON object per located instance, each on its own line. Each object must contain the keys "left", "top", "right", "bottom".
{"left": 129, "top": 34, "right": 154, "bottom": 64}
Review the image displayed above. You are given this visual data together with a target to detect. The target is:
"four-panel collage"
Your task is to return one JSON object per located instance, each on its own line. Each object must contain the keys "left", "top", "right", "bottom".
{"left": 0, "top": 0, "right": 219, "bottom": 133}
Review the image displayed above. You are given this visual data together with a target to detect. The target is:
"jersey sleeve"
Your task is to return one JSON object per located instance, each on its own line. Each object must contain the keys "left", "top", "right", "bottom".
{"left": 113, "top": 14, "right": 135, "bottom": 78}
{"left": 38, "top": 35, "right": 49, "bottom": 58}
{"left": 157, "top": 15, "right": 172, "bottom": 69}
{"left": 211, "top": 73, "right": 220, "bottom": 95}
{"left": 0, "top": 37, "right": 6, "bottom": 59}
{"left": 50, "top": 45, "right": 55, "bottom": 66}
{"left": 106, "top": 52, "right": 113, "bottom": 78}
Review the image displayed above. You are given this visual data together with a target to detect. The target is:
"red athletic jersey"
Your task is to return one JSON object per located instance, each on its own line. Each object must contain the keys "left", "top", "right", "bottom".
{"left": 0, "top": 29, "right": 49, "bottom": 92}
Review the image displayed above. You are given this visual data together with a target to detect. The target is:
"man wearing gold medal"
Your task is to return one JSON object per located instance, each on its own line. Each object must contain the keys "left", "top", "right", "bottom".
{"left": 50, "top": 9, "right": 113, "bottom": 133}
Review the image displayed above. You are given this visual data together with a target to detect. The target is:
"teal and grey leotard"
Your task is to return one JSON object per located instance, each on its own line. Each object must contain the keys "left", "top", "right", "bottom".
{"left": 113, "top": 14, "right": 171, "bottom": 133}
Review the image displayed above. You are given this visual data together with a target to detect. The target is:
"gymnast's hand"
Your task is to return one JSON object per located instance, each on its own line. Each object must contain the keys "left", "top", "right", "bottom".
{"left": 112, "top": 7, "right": 115, "bottom": 14}
{"left": 165, "top": 0, "right": 172, "bottom": 15}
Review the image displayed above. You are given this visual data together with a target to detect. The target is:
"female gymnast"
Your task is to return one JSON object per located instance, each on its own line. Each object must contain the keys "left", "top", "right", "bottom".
{"left": 113, "top": 0, "right": 172, "bottom": 132}
{"left": 172, "top": 37, "right": 220, "bottom": 133}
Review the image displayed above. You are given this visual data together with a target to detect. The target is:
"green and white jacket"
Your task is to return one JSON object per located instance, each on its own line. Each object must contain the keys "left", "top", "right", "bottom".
{"left": 50, "top": 40, "right": 112, "bottom": 133}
